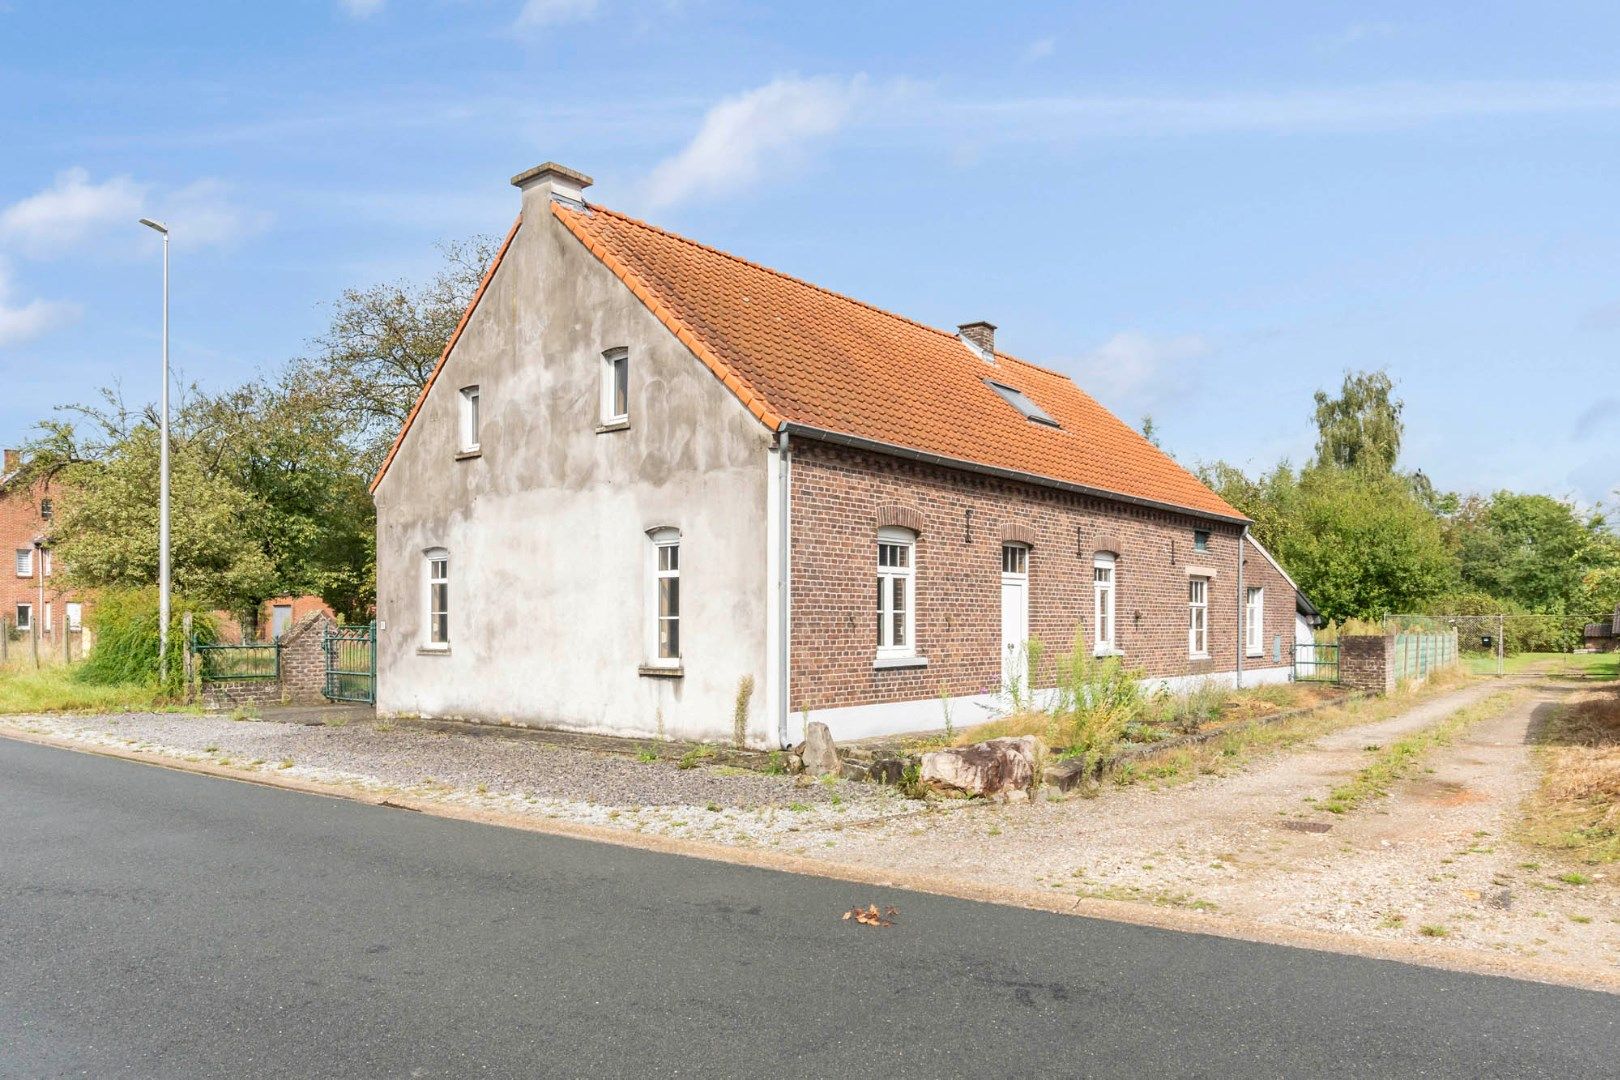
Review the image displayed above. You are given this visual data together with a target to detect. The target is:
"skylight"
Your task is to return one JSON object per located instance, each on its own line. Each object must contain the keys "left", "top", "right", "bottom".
{"left": 985, "top": 380, "right": 1059, "bottom": 427}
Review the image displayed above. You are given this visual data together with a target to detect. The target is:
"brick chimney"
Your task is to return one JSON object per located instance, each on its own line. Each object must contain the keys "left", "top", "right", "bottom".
{"left": 957, "top": 321, "right": 996, "bottom": 361}
{"left": 2, "top": 449, "right": 18, "bottom": 475}
{"left": 511, "top": 162, "right": 593, "bottom": 219}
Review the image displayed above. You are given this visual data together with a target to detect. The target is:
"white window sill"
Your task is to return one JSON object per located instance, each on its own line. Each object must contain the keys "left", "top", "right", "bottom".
{"left": 1093, "top": 646, "right": 1123, "bottom": 658}
{"left": 1246, "top": 650, "right": 1264, "bottom": 659}
{"left": 1189, "top": 652, "right": 1211, "bottom": 661}
{"left": 638, "top": 664, "right": 683, "bottom": 679}
{"left": 873, "top": 655, "right": 928, "bottom": 670}
{"left": 455, "top": 447, "right": 482, "bottom": 460}
{"left": 418, "top": 645, "right": 451, "bottom": 656}
{"left": 597, "top": 419, "right": 631, "bottom": 434}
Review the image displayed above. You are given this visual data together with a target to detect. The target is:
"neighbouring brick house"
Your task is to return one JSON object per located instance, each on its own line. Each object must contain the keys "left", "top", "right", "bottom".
{"left": 371, "top": 163, "right": 1313, "bottom": 747}
{"left": 1, "top": 449, "right": 91, "bottom": 655}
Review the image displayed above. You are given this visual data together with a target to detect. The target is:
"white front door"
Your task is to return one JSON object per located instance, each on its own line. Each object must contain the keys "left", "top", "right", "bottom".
{"left": 1000, "top": 545, "right": 1029, "bottom": 691}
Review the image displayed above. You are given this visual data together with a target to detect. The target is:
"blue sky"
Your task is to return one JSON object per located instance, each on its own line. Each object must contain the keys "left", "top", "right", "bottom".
{"left": 2, "top": 1, "right": 1617, "bottom": 504}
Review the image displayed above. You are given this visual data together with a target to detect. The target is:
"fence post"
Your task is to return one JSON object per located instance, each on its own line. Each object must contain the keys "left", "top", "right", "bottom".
{"left": 182, "top": 612, "right": 195, "bottom": 702}
{"left": 1, "top": 615, "right": 8, "bottom": 664}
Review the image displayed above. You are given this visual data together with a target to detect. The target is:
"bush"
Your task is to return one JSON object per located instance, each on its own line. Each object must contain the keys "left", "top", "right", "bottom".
{"left": 76, "top": 588, "right": 218, "bottom": 692}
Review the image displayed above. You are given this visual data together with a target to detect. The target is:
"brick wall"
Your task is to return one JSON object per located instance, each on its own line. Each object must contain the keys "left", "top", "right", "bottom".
{"left": 787, "top": 441, "right": 1290, "bottom": 713}
{"left": 1340, "top": 634, "right": 1396, "bottom": 695}
{"left": 0, "top": 471, "right": 90, "bottom": 649}
{"left": 199, "top": 612, "right": 335, "bottom": 709}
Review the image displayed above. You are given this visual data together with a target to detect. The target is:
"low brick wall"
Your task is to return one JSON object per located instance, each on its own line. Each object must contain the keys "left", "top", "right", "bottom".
{"left": 1340, "top": 634, "right": 1396, "bottom": 696}
{"left": 199, "top": 613, "right": 334, "bottom": 710}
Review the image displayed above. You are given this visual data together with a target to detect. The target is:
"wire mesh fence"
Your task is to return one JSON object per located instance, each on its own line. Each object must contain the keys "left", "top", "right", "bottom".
{"left": 1383, "top": 613, "right": 1612, "bottom": 677}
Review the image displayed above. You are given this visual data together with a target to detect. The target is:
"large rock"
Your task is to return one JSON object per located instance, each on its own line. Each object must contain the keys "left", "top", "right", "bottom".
{"left": 921, "top": 736, "right": 1038, "bottom": 798}
{"left": 801, "top": 721, "right": 840, "bottom": 776}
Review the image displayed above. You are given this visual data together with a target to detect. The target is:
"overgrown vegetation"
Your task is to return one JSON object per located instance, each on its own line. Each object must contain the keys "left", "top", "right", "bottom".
{"left": 732, "top": 674, "right": 755, "bottom": 749}
{"left": 1521, "top": 686, "right": 1620, "bottom": 864}
{"left": 74, "top": 588, "right": 217, "bottom": 692}
{"left": 0, "top": 664, "right": 167, "bottom": 715}
{"left": 1315, "top": 690, "right": 1520, "bottom": 815}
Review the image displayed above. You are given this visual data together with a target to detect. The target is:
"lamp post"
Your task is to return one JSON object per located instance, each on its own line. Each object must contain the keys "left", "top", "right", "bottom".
{"left": 139, "top": 217, "right": 171, "bottom": 682}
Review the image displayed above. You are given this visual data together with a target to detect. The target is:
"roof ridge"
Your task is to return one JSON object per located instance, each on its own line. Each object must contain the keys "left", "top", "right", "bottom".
{"left": 579, "top": 203, "right": 1006, "bottom": 356}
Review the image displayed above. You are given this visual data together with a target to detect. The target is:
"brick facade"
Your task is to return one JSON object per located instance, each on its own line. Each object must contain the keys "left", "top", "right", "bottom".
{"left": 0, "top": 464, "right": 90, "bottom": 653}
{"left": 787, "top": 441, "right": 1294, "bottom": 714}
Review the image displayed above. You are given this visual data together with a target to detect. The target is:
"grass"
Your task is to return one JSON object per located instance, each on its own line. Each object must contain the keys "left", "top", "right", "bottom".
{"left": 1520, "top": 685, "right": 1620, "bottom": 864}
{"left": 1315, "top": 691, "right": 1518, "bottom": 815}
{"left": 0, "top": 663, "right": 171, "bottom": 715}
{"left": 1464, "top": 652, "right": 1619, "bottom": 679}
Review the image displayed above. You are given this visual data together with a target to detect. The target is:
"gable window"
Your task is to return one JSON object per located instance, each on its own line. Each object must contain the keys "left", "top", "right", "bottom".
{"left": 1093, "top": 554, "right": 1117, "bottom": 654}
{"left": 647, "top": 528, "right": 681, "bottom": 665}
{"left": 14, "top": 603, "right": 31, "bottom": 632}
{"left": 984, "top": 380, "right": 1059, "bottom": 427}
{"left": 16, "top": 548, "right": 32, "bottom": 577}
{"left": 458, "top": 385, "right": 481, "bottom": 453}
{"left": 1192, "top": 530, "right": 1210, "bottom": 553}
{"left": 877, "top": 527, "right": 916, "bottom": 658}
{"left": 601, "top": 348, "right": 629, "bottom": 425}
{"left": 1245, "top": 587, "right": 1264, "bottom": 657}
{"left": 424, "top": 550, "right": 449, "bottom": 649}
{"left": 1188, "top": 577, "right": 1209, "bottom": 657}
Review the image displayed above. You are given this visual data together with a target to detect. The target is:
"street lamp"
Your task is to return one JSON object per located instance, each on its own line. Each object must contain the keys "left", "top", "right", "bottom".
{"left": 139, "top": 217, "right": 171, "bottom": 682}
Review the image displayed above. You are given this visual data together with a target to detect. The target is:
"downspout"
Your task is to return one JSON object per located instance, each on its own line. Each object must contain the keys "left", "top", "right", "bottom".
{"left": 776, "top": 430, "right": 792, "bottom": 748}
{"left": 1236, "top": 526, "right": 1247, "bottom": 689}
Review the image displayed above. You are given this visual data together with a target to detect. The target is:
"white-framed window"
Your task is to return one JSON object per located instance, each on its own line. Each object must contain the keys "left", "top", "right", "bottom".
{"left": 42, "top": 549, "right": 51, "bottom": 577}
{"left": 1245, "top": 586, "right": 1264, "bottom": 657}
{"left": 66, "top": 602, "right": 82, "bottom": 631}
{"left": 648, "top": 528, "right": 681, "bottom": 665}
{"left": 15, "top": 548, "right": 32, "bottom": 577}
{"left": 39, "top": 497, "right": 53, "bottom": 520}
{"left": 1193, "top": 530, "right": 1210, "bottom": 553}
{"left": 43, "top": 603, "right": 51, "bottom": 634}
{"left": 601, "top": 347, "right": 629, "bottom": 424}
{"left": 1093, "top": 553, "right": 1116, "bottom": 654}
{"left": 877, "top": 526, "right": 917, "bottom": 658}
{"left": 1188, "top": 576, "right": 1209, "bottom": 657}
{"left": 14, "top": 603, "right": 31, "bottom": 631}
{"left": 458, "top": 385, "right": 481, "bottom": 452}
{"left": 424, "top": 549, "right": 449, "bottom": 648}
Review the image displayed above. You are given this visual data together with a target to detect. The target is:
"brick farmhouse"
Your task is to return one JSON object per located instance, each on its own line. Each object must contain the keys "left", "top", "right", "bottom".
{"left": 371, "top": 163, "right": 1318, "bottom": 747}
{"left": 1, "top": 448, "right": 91, "bottom": 655}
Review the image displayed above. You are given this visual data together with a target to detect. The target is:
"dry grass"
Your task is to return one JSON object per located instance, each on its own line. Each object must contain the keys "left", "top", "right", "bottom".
{"left": 1522, "top": 686, "right": 1620, "bottom": 864}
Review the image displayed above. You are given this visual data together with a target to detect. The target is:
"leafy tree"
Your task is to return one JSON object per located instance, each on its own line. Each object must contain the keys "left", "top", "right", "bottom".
{"left": 1451, "top": 492, "right": 1618, "bottom": 615}
{"left": 1313, "top": 369, "right": 1404, "bottom": 473}
{"left": 290, "top": 234, "right": 499, "bottom": 475}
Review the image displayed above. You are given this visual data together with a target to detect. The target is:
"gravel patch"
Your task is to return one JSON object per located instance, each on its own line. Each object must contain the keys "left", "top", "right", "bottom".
{"left": 0, "top": 710, "right": 911, "bottom": 847}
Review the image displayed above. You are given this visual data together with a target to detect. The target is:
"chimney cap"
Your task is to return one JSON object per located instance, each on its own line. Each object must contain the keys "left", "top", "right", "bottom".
{"left": 957, "top": 320, "right": 997, "bottom": 332}
{"left": 510, "top": 162, "right": 594, "bottom": 190}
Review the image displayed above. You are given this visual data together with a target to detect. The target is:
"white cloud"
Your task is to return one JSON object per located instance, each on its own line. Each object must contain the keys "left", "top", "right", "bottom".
{"left": 1063, "top": 331, "right": 1209, "bottom": 415}
{"left": 0, "top": 261, "right": 79, "bottom": 348}
{"left": 643, "top": 76, "right": 865, "bottom": 207}
{"left": 515, "top": 0, "right": 599, "bottom": 28}
{"left": 339, "top": 0, "right": 385, "bottom": 15}
{"left": 0, "top": 167, "right": 144, "bottom": 256}
{"left": 0, "top": 169, "right": 267, "bottom": 256}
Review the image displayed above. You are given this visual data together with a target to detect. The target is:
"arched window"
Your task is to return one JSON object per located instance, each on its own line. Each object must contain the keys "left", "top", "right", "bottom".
{"left": 1093, "top": 553, "right": 1116, "bottom": 654}
{"left": 424, "top": 548, "right": 450, "bottom": 649}
{"left": 647, "top": 527, "right": 681, "bottom": 665}
{"left": 876, "top": 526, "right": 916, "bottom": 658}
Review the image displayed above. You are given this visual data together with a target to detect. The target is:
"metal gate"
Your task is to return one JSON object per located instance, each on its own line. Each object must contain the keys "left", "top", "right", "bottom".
{"left": 1292, "top": 642, "right": 1340, "bottom": 683}
{"left": 323, "top": 622, "right": 376, "bottom": 703}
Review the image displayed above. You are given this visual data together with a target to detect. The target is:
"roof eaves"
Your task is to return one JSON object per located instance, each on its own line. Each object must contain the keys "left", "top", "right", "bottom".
{"left": 782, "top": 422, "right": 1252, "bottom": 526}
{"left": 551, "top": 203, "right": 785, "bottom": 432}
{"left": 369, "top": 214, "right": 522, "bottom": 494}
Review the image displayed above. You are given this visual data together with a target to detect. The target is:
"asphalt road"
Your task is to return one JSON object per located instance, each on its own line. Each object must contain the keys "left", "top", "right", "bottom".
{"left": 1, "top": 737, "right": 1615, "bottom": 1079}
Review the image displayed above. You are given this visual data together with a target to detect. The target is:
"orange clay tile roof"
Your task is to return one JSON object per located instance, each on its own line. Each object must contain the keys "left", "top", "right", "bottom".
{"left": 554, "top": 202, "right": 1244, "bottom": 522}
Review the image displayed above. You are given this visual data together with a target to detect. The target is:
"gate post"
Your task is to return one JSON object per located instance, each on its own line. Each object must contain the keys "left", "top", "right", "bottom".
{"left": 182, "top": 612, "right": 195, "bottom": 702}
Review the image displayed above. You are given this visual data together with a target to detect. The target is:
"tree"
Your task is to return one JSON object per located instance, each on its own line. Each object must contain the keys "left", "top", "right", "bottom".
{"left": 290, "top": 234, "right": 499, "bottom": 476}
{"left": 1313, "top": 369, "right": 1403, "bottom": 473}
{"left": 1451, "top": 492, "right": 1618, "bottom": 615}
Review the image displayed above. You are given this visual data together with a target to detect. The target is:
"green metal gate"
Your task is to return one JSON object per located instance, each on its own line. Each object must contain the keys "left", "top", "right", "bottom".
{"left": 1292, "top": 642, "right": 1340, "bottom": 683}
{"left": 323, "top": 623, "right": 376, "bottom": 704}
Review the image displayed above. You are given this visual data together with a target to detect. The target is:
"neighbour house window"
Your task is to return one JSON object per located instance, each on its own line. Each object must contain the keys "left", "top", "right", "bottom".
{"left": 601, "top": 348, "right": 629, "bottom": 424}
{"left": 1193, "top": 530, "right": 1210, "bottom": 553}
{"left": 876, "top": 527, "right": 917, "bottom": 658}
{"left": 425, "top": 550, "right": 449, "bottom": 648}
{"left": 1245, "top": 587, "right": 1264, "bottom": 657}
{"left": 42, "top": 549, "right": 51, "bottom": 577}
{"left": 15, "top": 548, "right": 31, "bottom": 577}
{"left": 39, "top": 497, "right": 52, "bottom": 520}
{"left": 66, "top": 602, "right": 82, "bottom": 631}
{"left": 458, "top": 385, "right": 481, "bottom": 452}
{"left": 1094, "top": 554, "right": 1117, "bottom": 654}
{"left": 43, "top": 603, "right": 51, "bottom": 634}
{"left": 14, "top": 603, "right": 31, "bottom": 631}
{"left": 1188, "top": 577, "right": 1209, "bottom": 657}
{"left": 649, "top": 529, "right": 681, "bottom": 664}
